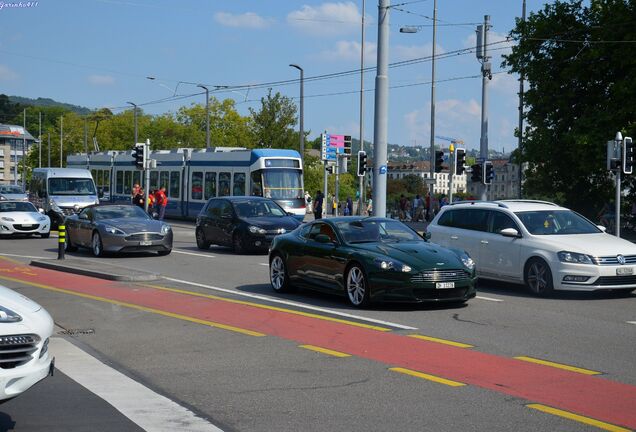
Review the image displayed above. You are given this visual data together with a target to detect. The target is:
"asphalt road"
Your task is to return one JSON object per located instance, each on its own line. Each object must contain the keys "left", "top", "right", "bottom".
{"left": 0, "top": 221, "right": 634, "bottom": 432}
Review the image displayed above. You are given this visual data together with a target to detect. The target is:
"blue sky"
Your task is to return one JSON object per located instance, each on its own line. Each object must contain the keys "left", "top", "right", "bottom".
{"left": 0, "top": 0, "right": 547, "bottom": 153}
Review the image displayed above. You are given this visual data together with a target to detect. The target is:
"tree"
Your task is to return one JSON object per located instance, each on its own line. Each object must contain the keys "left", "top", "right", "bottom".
{"left": 249, "top": 90, "right": 298, "bottom": 150}
{"left": 503, "top": 0, "right": 636, "bottom": 217}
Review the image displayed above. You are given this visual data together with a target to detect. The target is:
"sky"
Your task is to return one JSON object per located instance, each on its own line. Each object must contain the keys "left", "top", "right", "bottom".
{"left": 0, "top": 0, "right": 548, "bottom": 154}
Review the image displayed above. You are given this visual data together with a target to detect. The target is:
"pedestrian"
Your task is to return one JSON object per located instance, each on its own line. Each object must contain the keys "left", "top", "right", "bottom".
{"left": 148, "top": 190, "right": 156, "bottom": 215}
{"left": 346, "top": 196, "right": 353, "bottom": 216}
{"left": 314, "top": 190, "right": 324, "bottom": 220}
{"left": 405, "top": 198, "right": 412, "bottom": 221}
{"left": 332, "top": 197, "right": 337, "bottom": 216}
{"left": 133, "top": 187, "right": 145, "bottom": 209}
{"left": 399, "top": 194, "right": 407, "bottom": 221}
{"left": 366, "top": 197, "right": 373, "bottom": 216}
{"left": 414, "top": 194, "right": 424, "bottom": 222}
{"left": 155, "top": 186, "right": 168, "bottom": 220}
{"left": 131, "top": 183, "right": 140, "bottom": 204}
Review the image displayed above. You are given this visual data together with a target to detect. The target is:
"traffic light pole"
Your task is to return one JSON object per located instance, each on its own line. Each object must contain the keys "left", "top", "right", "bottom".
{"left": 448, "top": 149, "right": 454, "bottom": 202}
{"left": 615, "top": 169, "right": 621, "bottom": 238}
{"left": 144, "top": 140, "right": 150, "bottom": 214}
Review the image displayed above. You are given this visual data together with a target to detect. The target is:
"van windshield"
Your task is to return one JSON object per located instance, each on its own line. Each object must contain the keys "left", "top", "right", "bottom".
{"left": 48, "top": 178, "right": 96, "bottom": 196}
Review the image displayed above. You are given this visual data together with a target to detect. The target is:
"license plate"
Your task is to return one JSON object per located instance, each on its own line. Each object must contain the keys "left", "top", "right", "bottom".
{"left": 436, "top": 282, "right": 455, "bottom": 289}
{"left": 22, "top": 224, "right": 33, "bottom": 228}
{"left": 616, "top": 267, "right": 633, "bottom": 275}
{"left": 139, "top": 240, "right": 152, "bottom": 246}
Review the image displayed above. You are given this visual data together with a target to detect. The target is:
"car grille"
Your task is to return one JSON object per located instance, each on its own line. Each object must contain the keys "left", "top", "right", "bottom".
{"left": 13, "top": 224, "right": 40, "bottom": 231}
{"left": 0, "top": 334, "right": 40, "bottom": 369}
{"left": 126, "top": 233, "right": 163, "bottom": 241}
{"left": 410, "top": 269, "right": 471, "bottom": 284}
{"left": 61, "top": 208, "right": 77, "bottom": 216}
{"left": 593, "top": 255, "right": 636, "bottom": 265}
{"left": 592, "top": 276, "right": 636, "bottom": 286}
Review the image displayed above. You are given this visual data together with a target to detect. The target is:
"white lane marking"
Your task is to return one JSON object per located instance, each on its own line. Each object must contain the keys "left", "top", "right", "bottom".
{"left": 475, "top": 295, "right": 504, "bottom": 302}
{"left": 162, "top": 276, "right": 418, "bottom": 330}
{"left": 1, "top": 253, "right": 50, "bottom": 260}
{"left": 51, "top": 338, "right": 223, "bottom": 432}
{"left": 627, "top": 321, "right": 636, "bottom": 325}
{"left": 172, "top": 250, "right": 216, "bottom": 259}
{"left": 258, "top": 263, "right": 269, "bottom": 266}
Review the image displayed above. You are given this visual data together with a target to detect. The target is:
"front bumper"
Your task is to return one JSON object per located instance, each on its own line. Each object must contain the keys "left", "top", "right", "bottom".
{"left": 102, "top": 231, "right": 173, "bottom": 253}
{"left": 0, "top": 221, "right": 50, "bottom": 236}
{"left": 0, "top": 352, "right": 52, "bottom": 401}
{"left": 554, "top": 261, "right": 636, "bottom": 291}
{"left": 368, "top": 270, "right": 477, "bottom": 303}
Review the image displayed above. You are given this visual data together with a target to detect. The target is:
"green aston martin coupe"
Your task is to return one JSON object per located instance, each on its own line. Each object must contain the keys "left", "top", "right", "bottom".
{"left": 268, "top": 217, "right": 477, "bottom": 307}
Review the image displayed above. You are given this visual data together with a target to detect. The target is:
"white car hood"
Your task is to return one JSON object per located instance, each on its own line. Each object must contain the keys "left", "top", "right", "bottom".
{"left": 542, "top": 233, "right": 636, "bottom": 256}
{"left": 0, "top": 285, "right": 42, "bottom": 313}
{"left": 50, "top": 195, "right": 97, "bottom": 208}
{"left": 0, "top": 211, "right": 44, "bottom": 224}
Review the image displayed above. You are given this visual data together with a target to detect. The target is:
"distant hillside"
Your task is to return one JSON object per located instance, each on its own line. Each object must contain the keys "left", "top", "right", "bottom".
{"left": 8, "top": 96, "right": 91, "bottom": 115}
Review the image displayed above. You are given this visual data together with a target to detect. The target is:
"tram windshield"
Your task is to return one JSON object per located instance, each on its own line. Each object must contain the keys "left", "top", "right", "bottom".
{"left": 262, "top": 169, "right": 303, "bottom": 200}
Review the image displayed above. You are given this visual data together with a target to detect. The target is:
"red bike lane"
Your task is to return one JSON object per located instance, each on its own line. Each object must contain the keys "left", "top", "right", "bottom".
{"left": 0, "top": 257, "right": 634, "bottom": 430}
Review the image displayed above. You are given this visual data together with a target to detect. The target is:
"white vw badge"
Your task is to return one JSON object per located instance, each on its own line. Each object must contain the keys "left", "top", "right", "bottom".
{"left": 617, "top": 254, "right": 626, "bottom": 265}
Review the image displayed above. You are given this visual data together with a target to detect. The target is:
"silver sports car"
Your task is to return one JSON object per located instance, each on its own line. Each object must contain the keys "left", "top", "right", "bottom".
{"left": 64, "top": 205, "right": 173, "bottom": 257}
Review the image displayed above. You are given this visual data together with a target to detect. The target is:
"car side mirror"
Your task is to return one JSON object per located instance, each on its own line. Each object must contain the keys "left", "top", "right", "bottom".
{"left": 79, "top": 213, "right": 88, "bottom": 220}
{"left": 423, "top": 231, "right": 431, "bottom": 240}
{"left": 500, "top": 228, "right": 521, "bottom": 238}
{"left": 315, "top": 234, "right": 332, "bottom": 244}
{"left": 38, "top": 208, "right": 45, "bottom": 214}
{"left": 286, "top": 212, "right": 294, "bottom": 216}
{"left": 597, "top": 225, "right": 607, "bottom": 232}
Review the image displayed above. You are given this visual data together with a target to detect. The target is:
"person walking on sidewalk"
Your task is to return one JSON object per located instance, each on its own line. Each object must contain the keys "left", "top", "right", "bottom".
{"left": 314, "top": 190, "right": 324, "bottom": 220}
{"left": 155, "top": 187, "right": 168, "bottom": 220}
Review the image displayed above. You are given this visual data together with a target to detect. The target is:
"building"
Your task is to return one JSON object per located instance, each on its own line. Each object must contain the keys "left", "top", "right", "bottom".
{"left": 386, "top": 160, "right": 467, "bottom": 196}
{"left": 0, "top": 123, "right": 37, "bottom": 184}
{"left": 467, "top": 158, "right": 521, "bottom": 199}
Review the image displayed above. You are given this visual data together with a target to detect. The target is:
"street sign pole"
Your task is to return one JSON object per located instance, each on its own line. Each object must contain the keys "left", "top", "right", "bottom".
{"left": 615, "top": 132, "right": 623, "bottom": 238}
{"left": 335, "top": 154, "right": 340, "bottom": 217}
{"left": 448, "top": 147, "right": 455, "bottom": 202}
{"left": 144, "top": 139, "right": 151, "bottom": 214}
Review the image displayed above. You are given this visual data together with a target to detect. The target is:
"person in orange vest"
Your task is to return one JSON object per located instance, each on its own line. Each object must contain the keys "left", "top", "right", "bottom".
{"left": 155, "top": 187, "right": 168, "bottom": 220}
{"left": 147, "top": 190, "right": 156, "bottom": 215}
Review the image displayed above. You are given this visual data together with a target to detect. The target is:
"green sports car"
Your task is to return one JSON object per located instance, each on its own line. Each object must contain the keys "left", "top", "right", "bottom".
{"left": 268, "top": 217, "right": 477, "bottom": 307}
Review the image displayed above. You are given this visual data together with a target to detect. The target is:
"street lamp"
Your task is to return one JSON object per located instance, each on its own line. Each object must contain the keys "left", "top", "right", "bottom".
{"left": 289, "top": 64, "right": 304, "bottom": 161}
{"left": 126, "top": 101, "right": 138, "bottom": 145}
{"left": 197, "top": 84, "right": 210, "bottom": 150}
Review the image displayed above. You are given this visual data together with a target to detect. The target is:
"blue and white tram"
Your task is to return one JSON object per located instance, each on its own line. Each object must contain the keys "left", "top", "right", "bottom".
{"left": 70, "top": 147, "right": 305, "bottom": 221}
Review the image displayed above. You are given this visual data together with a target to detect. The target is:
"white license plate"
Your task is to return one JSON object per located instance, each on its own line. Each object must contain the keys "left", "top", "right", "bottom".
{"left": 616, "top": 267, "right": 633, "bottom": 275}
{"left": 22, "top": 224, "right": 33, "bottom": 228}
{"left": 139, "top": 240, "right": 152, "bottom": 246}
{"left": 436, "top": 282, "right": 455, "bottom": 289}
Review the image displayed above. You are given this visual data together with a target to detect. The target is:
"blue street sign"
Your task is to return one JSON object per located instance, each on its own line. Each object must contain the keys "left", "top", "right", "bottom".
{"left": 379, "top": 165, "right": 387, "bottom": 174}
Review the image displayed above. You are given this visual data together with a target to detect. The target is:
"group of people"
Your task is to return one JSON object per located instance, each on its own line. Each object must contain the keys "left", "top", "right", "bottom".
{"left": 311, "top": 190, "right": 373, "bottom": 220}
{"left": 131, "top": 183, "right": 168, "bottom": 220}
{"left": 398, "top": 193, "right": 429, "bottom": 222}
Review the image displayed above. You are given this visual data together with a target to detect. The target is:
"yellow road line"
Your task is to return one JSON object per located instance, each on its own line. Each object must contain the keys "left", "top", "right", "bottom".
{"left": 299, "top": 345, "right": 351, "bottom": 358}
{"left": 407, "top": 334, "right": 474, "bottom": 348}
{"left": 515, "top": 356, "right": 601, "bottom": 375}
{"left": 0, "top": 274, "right": 265, "bottom": 337}
{"left": 138, "top": 283, "right": 391, "bottom": 332}
{"left": 0, "top": 255, "right": 26, "bottom": 265}
{"left": 527, "top": 404, "right": 631, "bottom": 432}
{"left": 389, "top": 367, "right": 466, "bottom": 387}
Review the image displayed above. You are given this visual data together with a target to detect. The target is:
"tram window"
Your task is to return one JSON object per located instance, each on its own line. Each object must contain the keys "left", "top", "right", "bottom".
{"left": 124, "top": 171, "right": 132, "bottom": 195}
{"left": 251, "top": 171, "right": 263, "bottom": 196}
{"left": 160, "top": 171, "right": 169, "bottom": 190}
{"left": 233, "top": 173, "right": 245, "bottom": 196}
{"left": 191, "top": 171, "right": 203, "bottom": 200}
{"left": 116, "top": 171, "right": 123, "bottom": 194}
{"left": 219, "top": 172, "right": 231, "bottom": 197}
{"left": 205, "top": 172, "right": 216, "bottom": 199}
{"left": 132, "top": 171, "right": 141, "bottom": 189}
{"left": 150, "top": 171, "right": 159, "bottom": 191}
{"left": 91, "top": 170, "right": 97, "bottom": 183}
{"left": 170, "top": 171, "right": 180, "bottom": 198}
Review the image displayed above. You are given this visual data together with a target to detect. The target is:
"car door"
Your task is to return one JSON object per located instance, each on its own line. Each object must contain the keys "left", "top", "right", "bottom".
{"left": 199, "top": 199, "right": 217, "bottom": 241}
{"left": 303, "top": 222, "right": 344, "bottom": 291}
{"left": 478, "top": 210, "right": 522, "bottom": 281}
{"left": 217, "top": 200, "right": 235, "bottom": 246}
{"left": 76, "top": 208, "right": 94, "bottom": 246}
{"left": 434, "top": 208, "right": 487, "bottom": 265}
{"left": 203, "top": 200, "right": 223, "bottom": 244}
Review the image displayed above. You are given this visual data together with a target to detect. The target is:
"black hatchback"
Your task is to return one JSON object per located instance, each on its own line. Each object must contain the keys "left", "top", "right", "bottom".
{"left": 195, "top": 196, "right": 302, "bottom": 253}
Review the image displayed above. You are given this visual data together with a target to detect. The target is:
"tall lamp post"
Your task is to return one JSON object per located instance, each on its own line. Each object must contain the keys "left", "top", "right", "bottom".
{"left": 289, "top": 64, "right": 304, "bottom": 161}
{"left": 197, "top": 84, "right": 210, "bottom": 149}
{"left": 126, "top": 102, "right": 138, "bottom": 145}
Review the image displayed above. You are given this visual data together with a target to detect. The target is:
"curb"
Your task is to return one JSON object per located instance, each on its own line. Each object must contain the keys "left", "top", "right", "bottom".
{"left": 30, "top": 259, "right": 160, "bottom": 282}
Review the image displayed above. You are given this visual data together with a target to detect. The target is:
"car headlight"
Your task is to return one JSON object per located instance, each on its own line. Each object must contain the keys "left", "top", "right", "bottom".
{"left": 104, "top": 225, "right": 125, "bottom": 235}
{"left": 461, "top": 253, "right": 475, "bottom": 271}
{"left": 248, "top": 225, "right": 267, "bottom": 235}
{"left": 0, "top": 305, "right": 22, "bottom": 323}
{"left": 1, "top": 217, "right": 14, "bottom": 222}
{"left": 160, "top": 224, "right": 171, "bottom": 235}
{"left": 558, "top": 251, "right": 594, "bottom": 265}
{"left": 374, "top": 258, "right": 412, "bottom": 272}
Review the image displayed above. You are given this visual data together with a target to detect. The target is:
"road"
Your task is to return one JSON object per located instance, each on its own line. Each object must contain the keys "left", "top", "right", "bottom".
{"left": 0, "top": 221, "right": 634, "bottom": 432}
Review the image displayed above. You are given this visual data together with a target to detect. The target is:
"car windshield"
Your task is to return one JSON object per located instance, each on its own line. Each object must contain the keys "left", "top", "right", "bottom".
{"left": 515, "top": 210, "right": 601, "bottom": 235}
{"left": 93, "top": 206, "right": 150, "bottom": 220}
{"left": 336, "top": 219, "right": 422, "bottom": 243}
{"left": 0, "top": 185, "right": 24, "bottom": 194}
{"left": 0, "top": 202, "right": 37, "bottom": 212}
{"left": 262, "top": 169, "right": 303, "bottom": 200}
{"left": 233, "top": 200, "right": 287, "bottom": 218}
{"left": 48, "top": 178, "right": 96, "bottom": 195}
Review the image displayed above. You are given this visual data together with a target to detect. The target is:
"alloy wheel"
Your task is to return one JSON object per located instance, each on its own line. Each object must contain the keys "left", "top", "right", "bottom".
{"left": 92, "top": 232, "right": 103, "bottom": 257}
{"left": 270, "top": 256, "right": 286, "bottom": 291}
{"left": 346, "top": 266, "right": 369, "bottom": 307}
{"left": 526, "top": 259, "right": 553, "bottom": 295}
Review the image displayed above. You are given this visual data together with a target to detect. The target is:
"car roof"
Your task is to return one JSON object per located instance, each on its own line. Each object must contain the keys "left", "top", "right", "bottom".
{"left": 441, "top": 199, "right": 569, "bottom": 213}
{"left": 213, "top": 196, "right": 271, "bottom": 202}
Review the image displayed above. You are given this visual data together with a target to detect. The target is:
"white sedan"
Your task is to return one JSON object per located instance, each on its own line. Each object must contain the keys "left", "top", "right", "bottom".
{"left": 0, "top": 201, "right": 50, "bottom": 238}
{"left": 0, "top": 284, "right": 54, "bottom": 401}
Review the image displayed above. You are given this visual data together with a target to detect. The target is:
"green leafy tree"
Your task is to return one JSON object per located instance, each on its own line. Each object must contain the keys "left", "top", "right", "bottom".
{"left": 249, "top": 90, "right": 298, "bottom": 150}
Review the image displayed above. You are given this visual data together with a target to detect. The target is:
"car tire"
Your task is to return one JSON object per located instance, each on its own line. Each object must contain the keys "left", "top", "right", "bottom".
{"left": 40, "top": 231, "right": 50, "bottom": 239}
{"left": 269, "top": 253, "right": 294, "bottom": 293}
{"left": 92, "top": 231, "right": 104, "bottom": 257}
{"left": 195, "top": 228, "right": 210, "bottom": 250}
{"left": 525, "top": 258, "right": 554, "bottom": 296}
{"left": 345, "top": 263, "right": 371, "bottom": 308}
{"left": 158, "top": 249, "right": 171, "bottom": 256}
{"left": 233, "top": 232, "right": 245, "bottom": 254}
{"left": 64, "top": 231, "right": 78, "bottom": 252}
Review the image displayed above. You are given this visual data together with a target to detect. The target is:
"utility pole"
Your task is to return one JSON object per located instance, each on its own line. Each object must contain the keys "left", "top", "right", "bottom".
{"left": 60, "top": 115, "right": 64, "bottom": 168}
{"left": 358, "top": 0, "right": 366, "bottom": 215}
{"left": 22, "top": 109, "right": 26, "bottom": 188}
{"left": 47, "top": 133, "right": 51, "bottom": 167}
{"left": 84, "top": 117, "right": 88, "bottom": 166}
{"left": 448, "top": 145, "right": 455, "bottom": 202}
{"left": 127, "top": 102, "right": 138, "bottom": 146}
{"left": 372, "top": 0, "right": 390, "bottom": 217}
{"left": 335, "top": 155, "right": 340, "bottom": 216}
{"left": 289, "top": 65, "right": 304, "bottom": 161}
{"left": 477, "top": 15, "right": 492, "bottom": 201}
{"left": 197, "top": 85, "right": 210, "bottom": 149}
{"left": 38, "top": 111, "right": 42, "bottom": 168}
{"left": 518, "top": 0, "right": 526, "bottom": 199}
{"left": 615, "top": 132, "right": 623, "bottom": 238}
{"left": 429, "top": 0, "right": 438, "bottom": 214}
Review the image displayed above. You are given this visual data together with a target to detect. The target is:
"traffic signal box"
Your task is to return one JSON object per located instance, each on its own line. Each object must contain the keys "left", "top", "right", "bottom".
{"left": 455, "top": 148, "right": 466, "bottom": 175}
{"left": 344, "top": 136, "right": 352, "bottom": 156}
{"left": 434, "top": 150, "right": 444, "bottom": 173}
{"left": 623, "top": 137, "right": 634, "bottom": 175}
{"left": 470, "top": 163, "right": 482, "bottom": 183}
{"left": 357, "top": 150, "right": 367, "bottom": 177}
{"left": 133, "top": 144, "right": 145, "bottom": 169}
{"left": 483, "top": 161, "right": 494, "bottom": 185}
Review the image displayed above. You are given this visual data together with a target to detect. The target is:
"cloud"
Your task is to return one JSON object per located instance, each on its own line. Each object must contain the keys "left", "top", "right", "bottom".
{"left": 88, "top": 75, "right": 115, "bottom": 85}
{"left": 0, "top": 65, "right": 18, "bottom": 80}
{"left": 317, "top": 40, "right": 376, "bottom": 62}
{"left": 437, "top": 98, "right": 481, "bottom": 118}
{"left": 393, "top": 43, "right": 444, "bottom": 62}
{"left": 287, "top": 2, "right": 361, "bottom": 36}
{"left": 214, "top": 12, "right": 272, "bottom": 29}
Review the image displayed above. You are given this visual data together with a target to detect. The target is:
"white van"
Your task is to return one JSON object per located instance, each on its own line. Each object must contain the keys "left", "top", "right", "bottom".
{"left": 29, "top": 168, "right": 99, "bottom": 228}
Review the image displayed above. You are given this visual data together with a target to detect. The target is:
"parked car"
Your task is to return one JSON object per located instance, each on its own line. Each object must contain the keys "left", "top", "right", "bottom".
{"left": 0, "top": 284, "right": 54, "bottom": 402}
{"left": 426, "top": 199, "right": 636, "bottom": 296}
{"left": 0, "top": 201, "right": 51, "bottom": 238}
{"left": 0, "top": 185, "right": 28, "bottom": 202}
{"left": 64, "top": 205, "right": 172, "bottom": 257}
{"left": 196, "top": 196, "right": 302, "bottom": 253}
{"left": 269, "top": 217, "right": 476, "bottom": 307}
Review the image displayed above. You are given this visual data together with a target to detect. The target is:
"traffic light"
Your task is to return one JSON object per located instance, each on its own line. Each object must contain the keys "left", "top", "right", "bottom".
{"left": 133, "top": 144, "right": 145, "bottom": 169}
{"left": 344, "top": 135, "right": 352, "bottom": 156}
{"left": 483, "top": 161, "right": 494, "bottom": 185}
{"left": 623, "top": 136, "right": 634, "bottom": 175}
{"left": 455, "top": 148, "right": 466, "bottom": 175}
{"left": 326, "top": 165, "right": 334, "bottom": 174}
{"left": 470, "top": 163, "right": 482, "bottom": 183}
{"left": 434, "top": 150, "right": 444, "bottom": 173}
{"left": 357, "top": 150, "right": 367, "bottom": 177}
